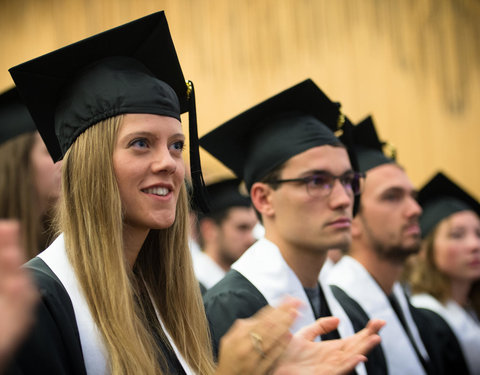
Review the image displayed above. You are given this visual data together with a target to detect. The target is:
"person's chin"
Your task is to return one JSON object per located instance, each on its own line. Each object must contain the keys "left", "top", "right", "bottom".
{"left": 328, "top": 233, "right": 351, "bottom": 252}
{"left": 403, "top": 238, "right": 421, "bottom": 253}
{"left": 147, "top": 213, "right": 177, "bottom": 230}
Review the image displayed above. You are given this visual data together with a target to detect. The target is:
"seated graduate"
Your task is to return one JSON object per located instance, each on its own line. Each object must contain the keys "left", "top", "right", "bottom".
{"left": 327, "top": 116, "right": 468, "bottom": 375}
{"left": 408, "top": 171, "right": 479, "bottom": 375}
{"left": 0, "top": 88, "right": 61, "bottom": 258}
{"left": 193, "top": 178, "right": 257, "bottom": 291}
{"left": 201, "top": 79, "right": 385, "bottom": 375}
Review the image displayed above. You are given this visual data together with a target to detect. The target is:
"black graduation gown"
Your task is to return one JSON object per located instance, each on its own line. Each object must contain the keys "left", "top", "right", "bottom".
{"left": 409, "top": 305, "right": 470, "bottom": 375}
{"left": 204, "top": 270, "right": 387, "bottom": 375}
{"left": 6, "top": 257, "right": 87, "bottom": 375}
{"left": 6, "top": 257, "right": 187, "bottom": 375}
{"left": 203, "top": 270, "right": 268, "bottom": 358}
{"left": 331, "top": 282, "right": 469, "bottom": 375}
{"left": 330, "top": 286, "right": 388, "bottom": 375}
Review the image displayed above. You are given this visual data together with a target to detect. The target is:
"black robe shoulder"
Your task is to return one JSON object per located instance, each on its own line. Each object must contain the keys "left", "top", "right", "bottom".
{"left": 6, "top": 257, "right": 87, "bottom": 375}
{"left": 409, "top": 304, "right": 470, "bottom": 375}
{"left": 203, "top": 269, "right": 268, "bottom": 358}
{"left": 204, "top": 270, "right": 386, "bottom": 375}
{"left": 330, "top": 285, "right": 388, "bottom": 375}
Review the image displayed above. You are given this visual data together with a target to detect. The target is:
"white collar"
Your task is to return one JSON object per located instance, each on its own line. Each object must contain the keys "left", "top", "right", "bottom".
{"left": 328, "top": 256, "right": 428, "bottom": 375}
{"left": 232, "top": 238, "right": 366, "bottom": 375}
{"left": 39, "top": 234, "right": 195, "bottom": 375}
{"left": 412, "top": 293, "right": 480, "bottom": 375}
{"left": 192, "top": 251, "right": 226, "bottom": 289}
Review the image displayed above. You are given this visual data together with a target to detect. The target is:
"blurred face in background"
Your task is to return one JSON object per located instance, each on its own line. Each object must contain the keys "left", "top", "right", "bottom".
{"left": 216, "top": 206, "right": 258, "bottom": 266}
{"left": 433, "top": 210, "right": 480, "bottom": 283}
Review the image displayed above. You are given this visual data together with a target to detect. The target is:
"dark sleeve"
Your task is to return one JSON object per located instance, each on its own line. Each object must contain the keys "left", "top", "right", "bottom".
{"left": 203, "top": 270, "right": 268, "bottom": 359}
{"left": 199, "top": 282, "right": 207, "bottom": 296}
{"left": 5, "top": 258, "right": 87, "bottom": 375}
{"left": 330, "top": 285, "right": 388, "bottom": 375}
{"left": 410, "top": 305, "right": 470, "bottom": 375}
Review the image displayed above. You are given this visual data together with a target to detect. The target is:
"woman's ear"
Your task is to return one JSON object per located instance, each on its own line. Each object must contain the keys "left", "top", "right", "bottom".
{"left": 250, "top": 182, "right": 275, "bottom": 218}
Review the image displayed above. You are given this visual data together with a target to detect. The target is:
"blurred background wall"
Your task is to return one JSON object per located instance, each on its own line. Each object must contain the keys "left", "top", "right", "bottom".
{"left": 1, "top": 0, "right": 479, "bottom": 196}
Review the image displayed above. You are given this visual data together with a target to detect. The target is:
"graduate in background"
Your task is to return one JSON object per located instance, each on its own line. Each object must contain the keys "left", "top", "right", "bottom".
{"left": 327, "top": 116, "right": 467, "bottom": 375}
{"left": 193, "top": 178, "right": 257, "bottom": 291}
{"left": 408, "top": 172, "right": 479, "bottom": 374}
{"left": 0, "top": 88, "right": 61, "bottom": 258}
{"left": 201, "top": 80, "right": 385, "bottom": 375}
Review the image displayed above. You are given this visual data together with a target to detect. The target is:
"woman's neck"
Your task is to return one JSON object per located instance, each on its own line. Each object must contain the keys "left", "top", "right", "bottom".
{"left": 450, "top": 278, "right": 472, "bottom": 307}
{"left": 123, "top": 225, "right": 149, "bottom": 268}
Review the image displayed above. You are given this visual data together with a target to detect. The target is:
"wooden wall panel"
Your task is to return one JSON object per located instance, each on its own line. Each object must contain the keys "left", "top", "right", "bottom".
{"left": 1, "top": 0, "right": 479, "bottom": 196}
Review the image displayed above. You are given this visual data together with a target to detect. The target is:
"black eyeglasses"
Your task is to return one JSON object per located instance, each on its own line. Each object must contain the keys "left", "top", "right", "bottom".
{"left": 264, "top": 171, "right": 365, "bottom": 198}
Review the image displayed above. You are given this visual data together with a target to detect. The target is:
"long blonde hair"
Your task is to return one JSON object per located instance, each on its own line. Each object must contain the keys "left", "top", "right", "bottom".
{"left": 57, "top": 115, "right": 215, "bottom": 374}
{"left": 0, "top": 132, "right": 54, "bottom": 258}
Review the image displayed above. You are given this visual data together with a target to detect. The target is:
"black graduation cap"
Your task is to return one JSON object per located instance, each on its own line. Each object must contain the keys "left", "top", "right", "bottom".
{"left": 204, "top": 178, "right": 251, "bottom": 216}
{"left": 199, "top": 79, "right": 345, "bottom": 191}
{"left": 418, "top": 172, "right": 480, "bottom": 238}
{"left": 0, "top": 87, "right": 36, "bottom": 145}
{"left": 352, "top": 115, "right": 395, "bottom": 173}
{"left": 9, "top": 11, "right": 208, "bottom": 212}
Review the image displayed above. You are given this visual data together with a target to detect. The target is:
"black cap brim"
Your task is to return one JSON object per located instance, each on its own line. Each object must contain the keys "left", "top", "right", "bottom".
{"left": 204, "top": 178, "right": 251, "bottom": 215}
{"left": 0, "top": 87, "right": 37, "bottom": 145}
{"left": 352, "top": 115, "right": 394, "bottom": 173}
{"left": 9, "top": 11, "right": 188, "bottom": 161}
{"left": 418, "top": 172, "right": 480, "bottom": 237}
{"left": 200, "top": 79, "right": 344, "bottom": 190}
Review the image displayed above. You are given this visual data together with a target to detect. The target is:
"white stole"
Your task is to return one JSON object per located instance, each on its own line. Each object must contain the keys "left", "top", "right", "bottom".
{"left": 232, "top": 238, "right": 366, "bottom": 375}
{"left": 39, "top": 234, "right": 195, "bottom": 375}
{"left": 412, "top": 293, "right": 480, "bottom": 375}
{"left": 327, "top": 255, "right": 428, "bottom": 375}
{"left": 192, "top": 251, "right": 226, "bottom": 289}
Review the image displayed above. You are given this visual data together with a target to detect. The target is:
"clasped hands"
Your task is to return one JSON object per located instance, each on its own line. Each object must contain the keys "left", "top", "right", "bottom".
{"left": 216, "top": 298, "right": 385, "bottom": 375}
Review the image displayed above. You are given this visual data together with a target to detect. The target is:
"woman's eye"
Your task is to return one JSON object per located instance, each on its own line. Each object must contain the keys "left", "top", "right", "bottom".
{"left": 171, "top": 141, "right": 185, "bottom": 152}
{"left": 130, "top": 138, "right": 148, "bottom": 148}
{"left": 449, "top": 230, "right": 465, "bottom": 239}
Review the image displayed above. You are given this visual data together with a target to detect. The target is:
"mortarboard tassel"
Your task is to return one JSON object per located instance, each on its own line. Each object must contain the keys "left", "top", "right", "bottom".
{"left": 187, "top": 80, "right": 210, "bottom": 213}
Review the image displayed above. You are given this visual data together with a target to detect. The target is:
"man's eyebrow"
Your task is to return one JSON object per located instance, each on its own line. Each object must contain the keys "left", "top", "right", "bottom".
{"left": 299, "top": 168, "right": 354, "bottom": 177}
{"left": 381, "top": 186, "right": 417, "bottom": 196}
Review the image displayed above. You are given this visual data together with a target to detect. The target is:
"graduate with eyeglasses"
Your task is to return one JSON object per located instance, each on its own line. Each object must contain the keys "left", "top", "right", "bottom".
{"left": 201, "top": 80, "right": 386, "bottom": 375}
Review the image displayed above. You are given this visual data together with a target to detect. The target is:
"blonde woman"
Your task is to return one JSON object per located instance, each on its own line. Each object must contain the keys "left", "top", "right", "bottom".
{"left": 0, "top": 88, "right": 61, "bottom": 258}
{"left": 408, "top": 172, "right": 480, "bottom": 375}
{"left": 7, "top": 12, "right": 382, "bottom": 375}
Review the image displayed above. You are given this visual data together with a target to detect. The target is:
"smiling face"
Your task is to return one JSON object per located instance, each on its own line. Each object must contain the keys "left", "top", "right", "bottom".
{"left": 112, "top": 114, "right": 185, "bottom": 235}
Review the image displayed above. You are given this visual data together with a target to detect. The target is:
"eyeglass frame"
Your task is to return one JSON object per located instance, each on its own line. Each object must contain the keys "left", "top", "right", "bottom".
{"left": 263, "top": 170, "right": 366, "bottom": 197}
